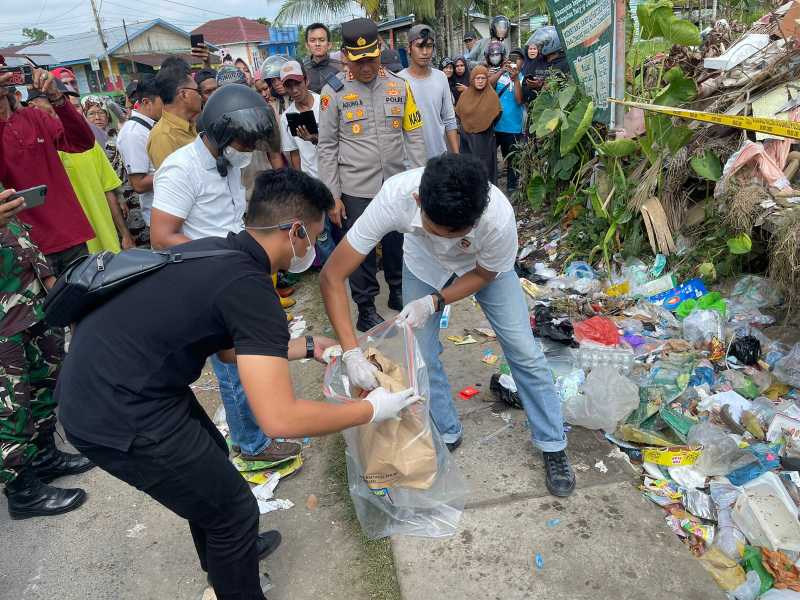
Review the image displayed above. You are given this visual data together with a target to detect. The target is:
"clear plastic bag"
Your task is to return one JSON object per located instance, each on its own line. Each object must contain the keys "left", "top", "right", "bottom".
{"left": 562, "top": 365, "right": 639, "bottom": 431}
{"left": 683, "top": 309, "right": 724, "bottom": 345}
{"left": 710, "top": 480, "right": 747, "bottom": 560}
{"left": 731, "top": 275, "right": 782, "bottom": 309}
{"left": 774, "top": 343, "right": 800, "bottom": 389}
{"left": 687, "top": 422, "right": 756, "bottom": 476}
{"left": 323, "top": 321, "right": 468, "bottom": 539}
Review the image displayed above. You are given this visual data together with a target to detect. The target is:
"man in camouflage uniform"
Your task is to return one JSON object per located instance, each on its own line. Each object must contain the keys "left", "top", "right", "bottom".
{"left": 0, "top": 186, "right": 94, "bottom": 519}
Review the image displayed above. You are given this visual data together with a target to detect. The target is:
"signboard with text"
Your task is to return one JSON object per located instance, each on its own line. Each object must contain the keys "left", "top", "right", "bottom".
{"left": 546, "top": 0, "right": 615, "bottom": 123}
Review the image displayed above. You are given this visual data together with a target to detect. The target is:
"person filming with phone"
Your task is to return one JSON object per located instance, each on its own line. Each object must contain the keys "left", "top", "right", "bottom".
{"left": 0, "top": 62, "right": 96, "bottom": 277}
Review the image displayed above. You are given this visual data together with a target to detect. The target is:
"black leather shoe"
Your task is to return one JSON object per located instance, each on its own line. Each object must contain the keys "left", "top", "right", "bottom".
{"left": 4, "top": 469, "right": 87, "bottom": 519}
{"left": 387, "top": 287, "right": 403, "bottom": 311}
{"left": 356, "top": 306, "right": 385, "bottom": 333}
{"left": 543, "top": 451, "right": 576, "bottom": 497}
{"left": 257, "top": 530, "right": 282, "bottom": 560}
{"left": 30, "top": 436, "right": 95, "bottom": 483}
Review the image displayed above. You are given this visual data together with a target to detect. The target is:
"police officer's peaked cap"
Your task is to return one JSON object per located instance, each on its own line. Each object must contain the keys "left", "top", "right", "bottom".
{"left": 341, "top": 18, "right": 380, "bottom": 61}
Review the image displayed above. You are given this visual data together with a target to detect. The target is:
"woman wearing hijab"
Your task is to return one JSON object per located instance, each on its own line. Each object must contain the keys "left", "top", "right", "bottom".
{"left": 440, "top": 57, "right": 455, "bottom": 79}
{"left": 450, "top": 56, "right": 470, "bottom": 104}
{"left": 455, "top": 65, "right": 501, "bottom": 183}
{"left": 522, "top": 43, "right": 547, "bottom": 104}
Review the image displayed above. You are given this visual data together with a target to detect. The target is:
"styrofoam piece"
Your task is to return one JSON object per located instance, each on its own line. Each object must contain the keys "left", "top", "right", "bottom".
{"left": 732, "top": 471, "right": 800, "bottom": 552}
{"left": 703, "top": 34, "right": 771, "bottom": 70}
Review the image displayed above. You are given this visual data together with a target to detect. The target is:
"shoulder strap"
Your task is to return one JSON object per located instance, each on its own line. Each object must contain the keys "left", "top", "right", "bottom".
{"left": 128, "top": 116, "right": 153, "bottom": 131}
{"left": 162, "top": 249, "right": 243, "bottom": 263}
{"left": 496, "top": 80, "right": 512, "bottom": 99}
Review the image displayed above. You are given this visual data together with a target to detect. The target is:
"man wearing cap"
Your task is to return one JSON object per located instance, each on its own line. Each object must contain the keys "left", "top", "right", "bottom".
{"left": 117, "top": 75, "right": 162, "bottom": 235}
{"left": 318, "top": 17, "right": 427, "bottom": 332}
{"left": 399, "top": 24, "right": 459, "bottom": 159}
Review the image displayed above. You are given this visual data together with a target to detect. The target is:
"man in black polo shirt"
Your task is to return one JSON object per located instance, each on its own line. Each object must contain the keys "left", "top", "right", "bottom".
{"left": 56, "top": 169, "right": 419, "bottom": 599}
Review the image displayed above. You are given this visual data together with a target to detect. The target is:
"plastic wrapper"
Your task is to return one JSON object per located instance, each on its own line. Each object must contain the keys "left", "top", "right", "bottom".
{"left": 562, "top": 365, "right": 639, "bottom": 431}
{"left": 565, "top": 260, "right": 595, "bottom": 279}
{"left": 711, "top": 480, "right": 747, "bottom": 561}
{"left": 683, "top": 488, "right": 717, "bottom": 520}
{"left": 732, "top": 275, "right": 782, "bottom": 309}
{"left": 572, "top": 316, "right": 620, "bottom": 346}
{"left": 323, "top": 321, "right": 467, "bottom": 539}
{"left": 683, "top": 309, "right": 724, "bottom": 345}
{"left": 688, "top": 422, "right": 756, "bottom": 476}
{"left": 699, "top": 546, "right": 747, "bottom": 591}
{"left": 728, "top": 570, "right": 763, "bottom": 600}
{"left": 774, "top": 343, "right": 800, "bottom": 389}
{"left": 676, "top": 291, "right": 727, "bottom": 320}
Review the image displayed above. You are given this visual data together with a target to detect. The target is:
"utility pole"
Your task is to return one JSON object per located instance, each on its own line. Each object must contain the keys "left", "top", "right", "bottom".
{"left": 89, "top": 0, "right": 118, "bottom": 90}
{"left": 123, "top": 19, "right": 135, "bottom": 72}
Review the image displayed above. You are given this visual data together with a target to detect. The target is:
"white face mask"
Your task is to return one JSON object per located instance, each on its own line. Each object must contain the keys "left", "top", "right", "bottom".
{"left": 488, "top": 54, "right": 502, "bottom": 66}
{"left": 223, "top": 145, "right": 253, "bottom": 169}
{"left": 288, "top": 227, "right": 316, "bottom": 273}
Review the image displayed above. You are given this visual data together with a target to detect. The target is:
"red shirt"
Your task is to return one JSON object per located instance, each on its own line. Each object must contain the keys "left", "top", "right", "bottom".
{"left": 0, "top": 100, "right": 95, "bottom": 255}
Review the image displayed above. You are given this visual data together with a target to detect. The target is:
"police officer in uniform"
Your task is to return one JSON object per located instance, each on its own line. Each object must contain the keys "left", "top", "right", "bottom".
{"left": 318, "top": 17, "right": 427, "bottom": 332}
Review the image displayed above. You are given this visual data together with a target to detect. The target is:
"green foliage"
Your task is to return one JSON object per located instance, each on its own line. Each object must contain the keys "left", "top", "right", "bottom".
{"left": 637, "top": 0, "right": 701, "bottom": 45}
{"left": 597, "top": 138, "right": 638, "bottom": 158}
{"left": 690, "top": 150, "right": 722, "bottom": 181}
{"left": 653, "top": 67, "right": 697, "bottom": 106}
{"left": 22, "top": 27, "right": 52, "bottom": 42}
{"left": 727, "top": 233, "right": 752, "bottom": 255}
{"left": 560, "top": 98, "right": 594, "bottom": 156}
{"left": 527, "top": 174, "right": 548, "bottom": 209}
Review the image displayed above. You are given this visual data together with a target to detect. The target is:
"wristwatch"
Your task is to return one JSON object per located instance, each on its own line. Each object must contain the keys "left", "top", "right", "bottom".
{"left": 305, "top": 335, "right": 315, "bottom": 359}
{"left": 432, "top": 291, "right": 446, "bottom": 313}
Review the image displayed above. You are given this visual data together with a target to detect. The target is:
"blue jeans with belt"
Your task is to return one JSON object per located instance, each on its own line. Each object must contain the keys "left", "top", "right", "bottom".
{"left": 209, "top": 355, "right": 270, "bottom": 455}
{"left": 402, "top": 264, "right": 567, "bottom": 452}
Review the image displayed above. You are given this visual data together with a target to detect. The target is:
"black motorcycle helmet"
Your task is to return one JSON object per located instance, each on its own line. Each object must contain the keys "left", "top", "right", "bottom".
{"left": 199, "top": 84, "right": 276, "bottom": 177}
{"left": 490, "top": 15, "right": 511, "bottom": 41}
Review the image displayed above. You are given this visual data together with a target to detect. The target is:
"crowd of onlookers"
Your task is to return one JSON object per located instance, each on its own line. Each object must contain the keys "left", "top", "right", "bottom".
{"left": 0, "top": 16, "right": 571, "bottom": 522}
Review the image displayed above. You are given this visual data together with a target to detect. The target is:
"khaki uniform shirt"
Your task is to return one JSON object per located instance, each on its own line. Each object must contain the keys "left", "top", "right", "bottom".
{"left": 318, "top": 67, "right": 427, "bottom": 199}
{"left": 146, "top": 110, "right": 198, "bottom": 170}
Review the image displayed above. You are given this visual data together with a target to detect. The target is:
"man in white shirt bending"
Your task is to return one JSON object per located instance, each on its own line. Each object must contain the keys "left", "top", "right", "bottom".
{"left": 320, "top": 153, "right": 576, "bottom": 498}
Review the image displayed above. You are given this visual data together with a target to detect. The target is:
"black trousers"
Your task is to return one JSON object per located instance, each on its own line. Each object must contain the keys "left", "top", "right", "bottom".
{"left": 66, "top": 394, "right": 264, "bottom": 600}
{"left": 495, "top": 131, "right": 523, "bottom": 193}
{"left": 341, "top": 193, "right": 403, "bottom": 309}
{"left": 45, "top": 243, "right": 88, "bottom": 279}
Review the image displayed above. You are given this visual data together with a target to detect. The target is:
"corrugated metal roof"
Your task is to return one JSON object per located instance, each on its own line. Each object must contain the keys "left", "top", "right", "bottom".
{"left": 192, "top": 17, "right": 268, "bottom": 46}
{"left": 19, "top": 19, "right": 189, "bottom": 65}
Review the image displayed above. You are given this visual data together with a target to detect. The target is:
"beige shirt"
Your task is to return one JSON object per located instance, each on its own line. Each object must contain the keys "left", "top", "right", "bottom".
{"left": 146, "top": 109, "right": 197, "bottom": 170}
{"left": 317, "top": 68, "right": 427, "bottom": 199}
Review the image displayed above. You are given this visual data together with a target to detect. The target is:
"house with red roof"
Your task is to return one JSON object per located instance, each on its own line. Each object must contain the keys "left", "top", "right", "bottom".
{"left": 191, "top": 17, "right": 269, "bottom": 72}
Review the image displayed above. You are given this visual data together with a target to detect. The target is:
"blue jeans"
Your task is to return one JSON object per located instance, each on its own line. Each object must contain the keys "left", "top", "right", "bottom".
{"left": 402, "top": 264, "right": 567, "bottom": 452}
{"left": 209, "top": 355, "right": 271, "bottom": 455}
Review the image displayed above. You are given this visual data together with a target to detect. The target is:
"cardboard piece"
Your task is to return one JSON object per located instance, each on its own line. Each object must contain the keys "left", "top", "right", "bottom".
{"left": 356, "top": 348, "right": 437, "bottom": 491}
{"left": 641, "top": 197, "right": 677, "bottom": 256}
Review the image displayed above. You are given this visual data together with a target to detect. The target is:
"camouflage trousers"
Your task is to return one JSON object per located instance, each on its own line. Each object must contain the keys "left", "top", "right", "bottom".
{"left": 0, "top": 321, "right": 64, "bottom": 483}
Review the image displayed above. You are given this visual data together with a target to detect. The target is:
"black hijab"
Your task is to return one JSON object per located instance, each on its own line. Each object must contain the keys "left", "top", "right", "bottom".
{"left": 450, "top": 56, "right": 471, "bottom": 103}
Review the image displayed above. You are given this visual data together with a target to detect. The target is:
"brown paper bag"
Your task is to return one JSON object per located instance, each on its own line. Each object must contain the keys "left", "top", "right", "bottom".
{"left": 356, "top": 348, "right": 437, "bottom": 491}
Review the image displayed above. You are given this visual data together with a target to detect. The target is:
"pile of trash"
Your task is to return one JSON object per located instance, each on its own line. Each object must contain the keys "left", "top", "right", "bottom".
{"left": 509, "top": 246, "right": 800, "bottom": 598}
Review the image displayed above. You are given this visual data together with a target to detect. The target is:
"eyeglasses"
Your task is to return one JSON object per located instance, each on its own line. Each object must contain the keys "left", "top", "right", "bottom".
{"left": 178, "top": 86, "right": 200, "bottom": 95}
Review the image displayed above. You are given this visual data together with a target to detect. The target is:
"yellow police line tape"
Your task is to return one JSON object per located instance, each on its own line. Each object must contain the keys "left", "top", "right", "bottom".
{"left": 608, "top": 98, "right": 800, "bottom": 140}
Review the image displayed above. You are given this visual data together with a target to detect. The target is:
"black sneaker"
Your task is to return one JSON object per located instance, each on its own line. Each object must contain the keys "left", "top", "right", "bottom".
{"left": 387, "top": 287, "right": 403, "bottom": 311}
{"left": 542, "top": 451, "right": 576, "bottom": 497}
{"left": 257, "top": 530, "right": 282, "bottom": 560}
{"left": 356, "top": 306, "right": 385, "bottom": 333}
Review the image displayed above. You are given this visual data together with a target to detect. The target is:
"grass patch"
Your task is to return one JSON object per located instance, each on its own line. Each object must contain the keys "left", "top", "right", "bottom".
{"left": 326, "top": 434, "right": 402, "bottom": 600}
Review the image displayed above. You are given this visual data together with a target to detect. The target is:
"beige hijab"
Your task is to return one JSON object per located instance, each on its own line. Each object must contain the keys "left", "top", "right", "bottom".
{"left": 455, "top": 65, "right": 501, "bottom": 134}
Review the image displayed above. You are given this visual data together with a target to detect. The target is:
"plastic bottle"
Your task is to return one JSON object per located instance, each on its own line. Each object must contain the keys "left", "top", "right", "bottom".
{"left": 439, "top": 305, "right": 451, "bottom": 328}
{"left": 576, "top": 343, "right": 634, "bottom": 374}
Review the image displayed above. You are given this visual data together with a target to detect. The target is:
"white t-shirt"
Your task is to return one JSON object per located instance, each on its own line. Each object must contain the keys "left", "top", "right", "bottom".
{"left": 116, "top": 110, "right": 155, "bottom": 225}
{"left": 280, "top": 92, "right": 320, "bottom": 178}
{"left": 347, "top": 168, "right": 518, "bottom": 289}
{"left": 153, "top": 136, "right": 246, "bottom": 240}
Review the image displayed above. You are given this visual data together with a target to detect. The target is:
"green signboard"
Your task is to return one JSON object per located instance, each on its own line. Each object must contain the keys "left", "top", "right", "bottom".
{"left": 546, "top": 0, "right": 615, "bottom": 123}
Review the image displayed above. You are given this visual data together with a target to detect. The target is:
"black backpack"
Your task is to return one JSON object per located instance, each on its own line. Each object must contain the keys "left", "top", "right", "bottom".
{"left": 43, "top": 248, "right": 240, "bottom": 327}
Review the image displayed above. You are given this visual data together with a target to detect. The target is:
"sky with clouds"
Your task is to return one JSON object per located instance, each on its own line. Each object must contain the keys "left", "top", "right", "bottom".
{"left": 0, "top": 0, "right": 363, "bottom": 46}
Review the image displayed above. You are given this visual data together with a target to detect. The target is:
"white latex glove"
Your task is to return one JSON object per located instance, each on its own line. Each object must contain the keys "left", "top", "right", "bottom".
{"left": 342, "top": 347, "right": 379, "bottom": 390}
{"left": 365, "top": 387, "right": 420, "bottom": 422}
{"left": 397, "top": 295, "right": 436, "bottom": 329}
